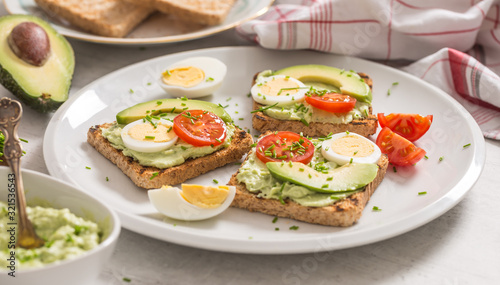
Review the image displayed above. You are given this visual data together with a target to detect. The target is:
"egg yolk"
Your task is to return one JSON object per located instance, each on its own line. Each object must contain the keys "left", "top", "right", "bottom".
{"left": 162, "top": 66, "right": 205, "bottom": 88}
{"left": 128, "top": 123, "right": 176, "bottom": 143}
{"left": 260, "top": 77, "right": 300, "bottom": 97}
{"left": 181, "top": 184, "right": 230, "bottom": 209}
{"left": 330, "top": 135, "right": 374, "bottom": 157}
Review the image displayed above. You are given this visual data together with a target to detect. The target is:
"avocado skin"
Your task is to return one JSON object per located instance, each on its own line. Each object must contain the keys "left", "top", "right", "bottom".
{"left": 0, "top": 15, "right": 74, "bottom": 113}
{"left": 0, "top": 62, "right": 63, "bottom": 113}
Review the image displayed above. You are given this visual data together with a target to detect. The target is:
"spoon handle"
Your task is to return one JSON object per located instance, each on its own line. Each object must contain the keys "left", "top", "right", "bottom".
{"left": 0, "top": 98, "right": 44, "bottom": 248}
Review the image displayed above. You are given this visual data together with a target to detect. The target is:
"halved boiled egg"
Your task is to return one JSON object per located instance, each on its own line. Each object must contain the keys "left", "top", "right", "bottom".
{"left": 159, "top": 56, "right": 227, "bottom": 98}
{"left": 251, "top": 75, "right": 308, "bottom": 106}
{"left": 321, "top": 132, "right": 381, "bottom": 165}
{"left": 148, "top": 184, "right": 236, "bottom": 221}
{"left": 121, "top": 118, "right": 178, "bottom": 153}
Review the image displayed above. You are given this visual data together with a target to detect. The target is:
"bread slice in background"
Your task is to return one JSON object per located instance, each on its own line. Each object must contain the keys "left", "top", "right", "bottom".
{"left": 121, "top": 0, "right": 237, "bottom": 25}
{"left": 87, "top": 123, "right": 254, "bottom": 189}
{"left": 228, "top": 154, "right": 389, "bottom": 227}
{"left": 252, "top": 72, "right": 378, "bottom": 137}
{"left": 34, "top": 0, "right": 155, "bottom": 38}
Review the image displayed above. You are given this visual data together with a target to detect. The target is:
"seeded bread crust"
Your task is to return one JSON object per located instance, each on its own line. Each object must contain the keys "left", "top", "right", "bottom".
{"left": 251, "top": 72, "right": 378, "bottom": 137}
{"left": 87, "top": 123, "right": 253, "bottom": 189}
{"left": 228, "top": 154, "right": 389, "bottom": 227}
{"left": 34, "top": 0, "right": 154, "bottom": 38}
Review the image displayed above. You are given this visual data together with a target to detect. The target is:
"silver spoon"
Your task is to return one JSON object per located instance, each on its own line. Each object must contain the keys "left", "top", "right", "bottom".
{"left": 0, "top": 97, "right": 44, "bottom": 249}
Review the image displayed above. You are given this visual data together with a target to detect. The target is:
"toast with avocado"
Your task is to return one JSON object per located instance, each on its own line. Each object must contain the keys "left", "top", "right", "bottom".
{"left": 250, "top": 65, "right": 378, "bottom": 137}
{"left": 87, "top": 98, "right": 253, "bottom": 189}
{"left": 228, "top": 131, "right": 388, "bottom": 227}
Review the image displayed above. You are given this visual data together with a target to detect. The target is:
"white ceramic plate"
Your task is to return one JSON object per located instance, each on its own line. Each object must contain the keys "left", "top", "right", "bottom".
{"left": 3, "top": 0, "right": 273, "bottom": 45}
{"left": 43, "top": 47, "right": 485, "bottom": 254}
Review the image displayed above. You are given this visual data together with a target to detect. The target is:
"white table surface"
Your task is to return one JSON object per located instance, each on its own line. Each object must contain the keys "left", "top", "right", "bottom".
{"left": 2, "top": 5, "right": 500, "bottom": 285}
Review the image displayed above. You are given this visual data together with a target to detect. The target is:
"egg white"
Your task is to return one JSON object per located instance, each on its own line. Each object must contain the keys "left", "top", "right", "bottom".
{"left": 159, "top": 56, "right": 227, "bottom": 98}
{"left": 321, "top": 132, "right": 381, "bottom": 165}
{"left": 251, "top": 75, "right": 308, "bottom": 106}
{"left": 148, "top": 185, "right": 236, "bottom": 221}
{"left": 121, "top": 118, "right": 178, "bottom": 153}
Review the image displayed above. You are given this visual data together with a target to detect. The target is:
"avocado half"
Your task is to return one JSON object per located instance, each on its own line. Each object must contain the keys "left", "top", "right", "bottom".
{"left": 0, "top": 15, "right": 75, "bottom": 113}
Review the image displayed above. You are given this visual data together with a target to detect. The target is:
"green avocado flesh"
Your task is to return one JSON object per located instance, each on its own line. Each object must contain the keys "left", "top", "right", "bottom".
{"left": 274, "top": 64, "right": 372, "bottom": 103}
{"left": 116, "top": 98, "right": 233, "bottom": 124}
{"left": 266, "top": 161, "right": 378, "bottom": 193}
{"left": 0, "top": 15, "right": 75, "bottom": 113}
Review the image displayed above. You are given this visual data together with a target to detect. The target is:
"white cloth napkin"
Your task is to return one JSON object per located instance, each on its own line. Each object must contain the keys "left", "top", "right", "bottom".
{"left": 237, "top": 0, "right": 500, "bottom": 140}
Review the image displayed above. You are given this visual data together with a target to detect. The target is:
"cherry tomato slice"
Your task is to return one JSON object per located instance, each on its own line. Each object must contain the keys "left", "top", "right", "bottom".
{"left": 173, "top": 110, "right": 227, "bottom": 147}
{"left": 376, "top": 127, "right": 426, "bottom": 166}
{"left": 378, "top": 113, "right": 433, "bottom": 142}
{"left": 305, "top": 92, "right": 357, "bottom": 113}
{"left": 255, "top": 131, "right": 314, "bottom": 164}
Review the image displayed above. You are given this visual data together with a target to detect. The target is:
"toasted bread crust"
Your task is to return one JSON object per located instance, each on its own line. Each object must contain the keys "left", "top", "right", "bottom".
{"left": 251, "top": 71, "right": 377, "bottom": 137}
{"left": 87, "top": 123, "right": 253, "bottom": 189}
{"left": 121, "top": 0, "right": 237, "bottom": 25}
{"left": 228, "top": 155, "right": 389, "bottom": 227}
{"left": 34, "top": 0, "right": 154, "bottom": 38}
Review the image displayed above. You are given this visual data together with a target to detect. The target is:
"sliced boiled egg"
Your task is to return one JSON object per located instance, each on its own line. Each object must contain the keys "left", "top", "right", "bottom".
{"left": 251, "top": 75, "right": 308, "bottom": 106}
{"left": 121, "top": 118, "right": 178, "bottom": 153}
{"left": 148, "top": 184, "right": 236, "bottom": 221}
{"left": 159, "top": 56, "right": 227, "bottom": 98}
{"left": 321, "top": 132, "right": 381, "bottom": 165}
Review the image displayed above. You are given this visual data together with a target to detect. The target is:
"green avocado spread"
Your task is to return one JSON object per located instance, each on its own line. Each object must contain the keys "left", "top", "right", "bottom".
{"left": 0, "top": 202, "right": 100, "bottom": 269}
{"left": 236, "top": 138, "right": 362, "bottom": 207}
{"left": 255, "top": 70, "right": 371, "bottom": 124}
{"left": 102, "top": 122, "right": 236, "bottom": 169}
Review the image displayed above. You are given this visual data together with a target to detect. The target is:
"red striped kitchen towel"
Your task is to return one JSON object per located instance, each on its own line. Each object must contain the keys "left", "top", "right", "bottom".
{"left": 237, "top": 0, "right": 500, "bottom": 140}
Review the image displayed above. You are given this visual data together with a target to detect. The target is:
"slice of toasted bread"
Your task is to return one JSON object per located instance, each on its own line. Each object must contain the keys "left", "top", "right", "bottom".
{"left": 121, "top": 0, "right": 237, "bottom": 25}
{"left": 228, "top": 154, "right": 389, "bottom": 227}
{"left": 87, "top": 123, "right": 253, "bottom": 189}
{"left": 34, "top": 0, "right": 154, "bottom": 38}
{"left": 251, "top": 72, "right": 378, "bottom": 137}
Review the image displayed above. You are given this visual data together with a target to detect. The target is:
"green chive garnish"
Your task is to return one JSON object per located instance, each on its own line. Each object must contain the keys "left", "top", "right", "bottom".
{"left": 418, "top": 191, "right": 427, "bottom": 195}
{"left": 372, "top": 206, "right": 381, "bottom": 211}
{"left": 85, "top": 166, "right": 91, "bottom": 170}
{"left": 272, "top": 217, "right": 278, "bottom": 223}
{"left": 145, "top": 136, "right": 155, "bottom": 139}
{"left": 213, "top": 179, "right": 219, "bottom": 184}
{"left": 150, "top": 172, "right": 159, "bottom": 180}
{"left": 463, "top": 143, "right": 471, "bottom": 148}
{"left": 289, "top": 226, "right": 299, "bottom": 230}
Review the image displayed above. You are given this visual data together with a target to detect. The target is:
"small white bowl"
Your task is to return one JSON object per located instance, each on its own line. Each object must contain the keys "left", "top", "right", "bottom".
{"left": 0, "top": 166, "right": 120, "bottom": 285}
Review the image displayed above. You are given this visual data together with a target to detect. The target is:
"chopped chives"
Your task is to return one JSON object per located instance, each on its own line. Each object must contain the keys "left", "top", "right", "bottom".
{"left": 275, "top": 228, "right": 280, "bottom": 231}
{"left": 19, "top": 138, "right": 28, "bottom": 143}
{"left": 145, "top": 135, "right": 155, "bottom": 140}
{"left": 418, "top": 191, "right": 427, "bottom": 195}
{"left": 272, "top": 217, "right": 278, "bottom": 223}
{"left": 463, "top": 143, "right": 471, "bottom": 148}
{"left": 150, "top": 172, "right": 159, "bottom": 180}
{"left": 123, "top": 277, "right": 131, "bottom": 282}
{"left": 289, "top": 226, "right": 299, "bottom": 230}
{"left": 439, "top": 156, "right": 444, "bottom": 162}
{"left": 213, "top": 179, "right": 219, "bottom": 184}
{"left": 85, "top": 166, "right": 91, "bottom": 170}
{"left": 372, "top": 206, "right": 381, "bottom": 211}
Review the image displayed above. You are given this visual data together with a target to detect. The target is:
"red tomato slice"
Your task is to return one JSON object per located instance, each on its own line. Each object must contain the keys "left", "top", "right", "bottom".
{"left": 376, "top": 127, "right": 426, "bottom": 166}
{"left": 255, "top": 131, "right": 314, "bottom": 164}
{"left": 173, "top": 110, "right": 227, "bottom": 147}
{"left": 305, "top": 92, "right": 356, "bottom": 113}
{"left": 378, "top": 113, "right": 433, "bottom": 142}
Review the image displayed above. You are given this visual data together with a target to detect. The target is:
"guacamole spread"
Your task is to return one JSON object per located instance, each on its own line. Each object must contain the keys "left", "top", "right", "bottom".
{"left": 102, "top": 122, "right": 236, "bottom": 169}
{"left": 0, "top": 202, "right": 100, "bottom": 269}
{"left": 236, "top": 139, "right": 362, "bottom": 207}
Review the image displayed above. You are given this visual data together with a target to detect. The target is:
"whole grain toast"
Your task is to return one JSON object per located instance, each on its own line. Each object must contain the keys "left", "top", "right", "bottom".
{"left": 87, "top": 123, "right": 253, "bottom": 189}
{"left": 121, "top": 0, "right": 237, "bottom": 25}
{"left": 34, "top": 0, "right": 154, "bottom": 38}
{"left": 228, "top": 154, "right": 389, "bottom": 227}
{"left": 251, "top": 72, "right": 378, "bottom": 137}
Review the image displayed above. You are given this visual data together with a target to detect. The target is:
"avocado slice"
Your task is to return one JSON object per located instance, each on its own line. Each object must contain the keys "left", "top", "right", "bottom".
{"left": 267, "top": 161, "right": 378, "bottom": 193}
{"left": 116, "top": 98, "right": 233, "bottom": 124}
{"left": 274, "top": 65, "right": 372, "bottom": 103}
{"left": 0, "top": 15, "right": 75, "bottom": 113}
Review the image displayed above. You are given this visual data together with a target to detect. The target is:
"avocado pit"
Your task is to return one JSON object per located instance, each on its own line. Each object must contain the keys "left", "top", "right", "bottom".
{"left": 7, "top": 21, "right": 51, "bottom": 67}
